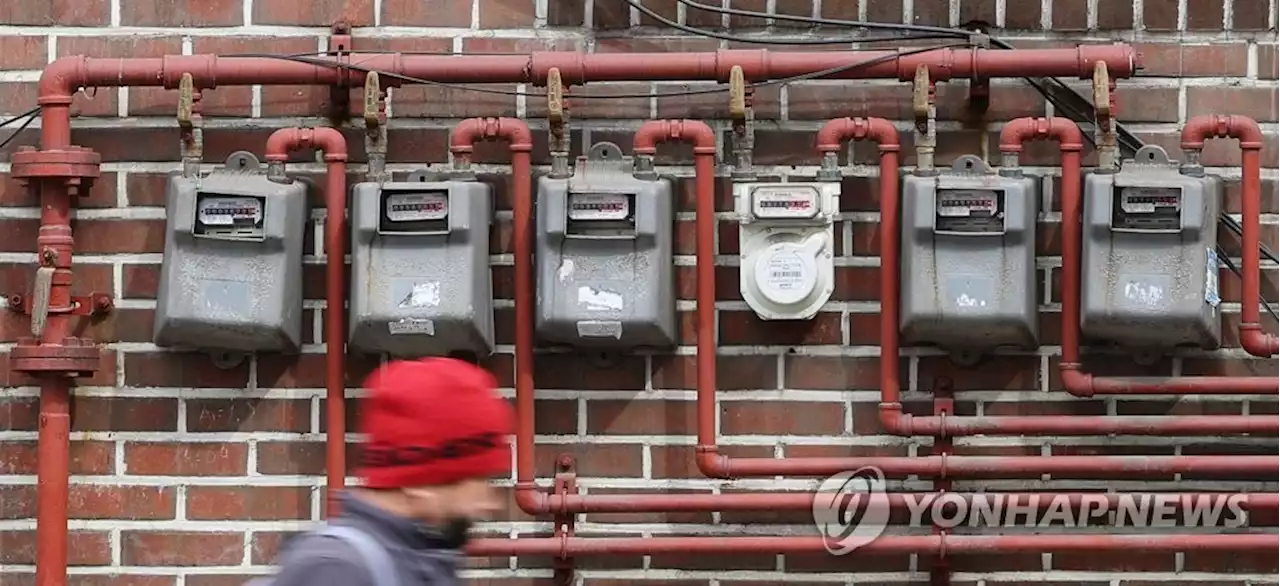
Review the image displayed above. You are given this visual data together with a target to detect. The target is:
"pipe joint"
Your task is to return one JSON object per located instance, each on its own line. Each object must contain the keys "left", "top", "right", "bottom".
{"left": 37, "top": 56, "right": 88, "bottom": 105}
{"left": 1058, "top": 363, "right": 1095, "bottom": 398}
{"left": 695, "top": 445, "right": 732, "bottom": 479}
{"left": 716, "top": 49, "right": 770, "bottom": 82}
{"left": 1239, "top": 324, "right": 1280, "bottom": 358}
{"left": 162, "top": 55, "right": 219, "bottom": 90}
{"left": 1182, "top": 114, "right": 1265, "bottom": 150}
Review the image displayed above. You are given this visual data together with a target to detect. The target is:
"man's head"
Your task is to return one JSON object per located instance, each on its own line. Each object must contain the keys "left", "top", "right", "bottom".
{"left": 354, "top": 357, "right": 514, "bottom": 548}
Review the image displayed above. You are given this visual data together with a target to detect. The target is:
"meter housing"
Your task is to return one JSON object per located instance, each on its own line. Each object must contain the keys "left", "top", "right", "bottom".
{"left": 153, "top": 152, "right": 308, "bottom": 353}
{"left": 349, "top": 172, "right": 495, "bottom": 357}
{"left": 735, "top": 181, "right": 839, "bottom": 320}
{"left": 1080, "top": 145, "right": 1223, "bottom": 351}
{"left": 899, "top": 156, "right": 1039, "bottom": 363}
{"left": 535, "top": 142, "right": 676, "bottom": 349}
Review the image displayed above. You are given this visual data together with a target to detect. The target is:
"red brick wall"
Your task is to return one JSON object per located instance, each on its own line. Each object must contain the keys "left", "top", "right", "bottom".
{"left": 1, "top": 0, "right": 1278, "bottom": 585}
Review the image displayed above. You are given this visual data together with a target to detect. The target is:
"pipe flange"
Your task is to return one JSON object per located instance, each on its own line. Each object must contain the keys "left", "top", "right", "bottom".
{"left": 9, "top": 146, "right": 102, "bottom": 186}
{"left": 9, "top": 336, "right": 102, "bottom": 377}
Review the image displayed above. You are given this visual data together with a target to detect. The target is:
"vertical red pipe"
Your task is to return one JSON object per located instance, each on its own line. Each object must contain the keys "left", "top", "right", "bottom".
{"left": 1181, "top": 114, "right": 1278, "bottom": 359}
{"left": 35, "top": 182, "right": 74, "bottom": 586}
{"left": 445, "top": 118, "right": 540, "bottom": 514}
{"left": 264, "top": 127, "right": 349, "bottom": 516}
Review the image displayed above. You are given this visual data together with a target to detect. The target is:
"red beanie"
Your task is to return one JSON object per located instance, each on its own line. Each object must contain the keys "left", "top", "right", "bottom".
{"left": 355, "top": 357, "right": 514, "bottom": 489}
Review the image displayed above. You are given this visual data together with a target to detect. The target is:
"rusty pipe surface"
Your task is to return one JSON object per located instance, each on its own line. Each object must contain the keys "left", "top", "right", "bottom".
{"left": 444, "top": 118, "right": 547, "bottom": 515}
{"left": 1182, "top": 114, "right": 1278, "bottom": 359}
{"left": 35, "top": 46, "right": 1139, "bottom": 148}
{"left": 691, "top": 117, "right": 1277, "bottom": 478}
{"left": 467, "top": 533, "right": 1277, "bottom": 556}
{"left": 996, "top": 116, "right": 1280, "bottom": 398}
{"left": 865, "top": 116, "right": 1276, "bottom": 435}
{"left": 264, "top": 127, "right": 349, "bottom": 517}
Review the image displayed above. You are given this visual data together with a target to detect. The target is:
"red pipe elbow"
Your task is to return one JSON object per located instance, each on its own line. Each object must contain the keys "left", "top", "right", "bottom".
{"left": 815, "top": 117, "right": 900, "bottom": 154}
{"left": 449, "top": 117, "right": 534, "bottom": 156}
{"left": 998, "top": 117, "right": 1085, "bottom": 154}
{"left": 38, "top": 56, "right": 88, "bottom": 105}
{"left": 1181, "top": 114, "right": 1265, "bottom": 150}
{"left": 634, "top": 119, "right": 717, "bottom": 154}
{"left": 265, "top": 127, "right": 349, "bottom": 162}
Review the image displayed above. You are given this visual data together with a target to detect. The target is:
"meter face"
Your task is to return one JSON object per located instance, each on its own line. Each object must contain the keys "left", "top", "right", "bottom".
{"left": 197, "top": 195, "right": 263, "bottom": 227}
{"left": 937, "top": 190, "right": 998, "bottom": 217}
{"left": 1120, "top": 187, "right": 1180, "bottom": 214}
{"left": 386, "top": 191, "right": 449, "bottom": 222}
{"left": 568, "top": 193, "right": 631, "bottom": 221}
{"left": 751, "top": 185, "right": 820, "bottom": 220}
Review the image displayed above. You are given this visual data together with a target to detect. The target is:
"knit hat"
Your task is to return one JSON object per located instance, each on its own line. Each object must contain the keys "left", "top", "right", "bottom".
{"left": 355, "top": 357, "right": 514, "bottom": 488}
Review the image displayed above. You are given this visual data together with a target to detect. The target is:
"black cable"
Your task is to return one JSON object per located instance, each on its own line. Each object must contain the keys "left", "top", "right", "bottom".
{"left": 620, "top": 0, "right": 961, "bottom": 45}
{"left": 1216, "top": 245, "right": 1279, "bottom": 322}
{"left": 0, "top": 106, "right": 41, "bottom": 152}
{"left": 661, "top": 0, "right": 972, "bottom": 36}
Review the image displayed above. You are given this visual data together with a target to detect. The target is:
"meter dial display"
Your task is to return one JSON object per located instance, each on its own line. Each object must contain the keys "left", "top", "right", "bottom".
{"left": 750, "top": 185, "right": 820, "bottom": 220}
{"left": 568, "top": 193, "right": 631, "bottom": 221}
{"left": 1120, "top": 187, "right": 1180, "bottom": 214}
{"left": 197, "top": 196, "right": 263, "bottom": 226}
{"left": 937, "top": 190, "right": 998, "bottom": 217}
{"left": 386, "top": 191, "right": 449, "bottom": 222}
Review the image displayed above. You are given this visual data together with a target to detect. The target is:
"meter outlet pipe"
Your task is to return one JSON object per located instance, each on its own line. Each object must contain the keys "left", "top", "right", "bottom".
{"left": 994, "top": 116, "right": 1280, "bottom": 398}
{"left": 263, "top": 127, "right": 350, "bottom": 516}
{"left": 31, "top": 46, "right": 1142, "bottom": 150}
{"left": 863, "top": 115, "right": 1276, "bottom": 435}
{"left": 1181, "top": 114, "right": 1279, "bottom": 360}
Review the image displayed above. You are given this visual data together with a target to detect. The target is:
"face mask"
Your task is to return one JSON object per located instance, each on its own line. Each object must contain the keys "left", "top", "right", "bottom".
{"left": 437, "top": 516, "right": 474, "bottom": 550}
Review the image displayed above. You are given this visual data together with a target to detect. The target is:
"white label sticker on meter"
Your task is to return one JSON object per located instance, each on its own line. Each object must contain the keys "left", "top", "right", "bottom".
{"left": 198, "top": 196, "right": 262, "bottom": 226}
{"left": 568, "top": 193, "right": 630, "bottom": 221}
{"left": 766, "top": 254, "right": 808, "bottom": 291}
{"left": 937, "top": 190, "right": 997, "bottom": 217}
{"left": 1120, "top": 187, "right": 1179, "bottom": 214}
{"left": 751, "top": 185, "right": 820, "bottom": 219}
{"left": 386, "top": 192, "right": 448, "bottom": 222}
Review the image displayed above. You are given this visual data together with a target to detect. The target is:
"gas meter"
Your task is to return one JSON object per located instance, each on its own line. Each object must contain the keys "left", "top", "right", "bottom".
{"left": 535, "top": 142, "right": 676, "bottom": 349}
{"left": 734, "top": 181, "right": 839, "bottom": 320}
{"left": 348, "top": 171, "right": 495, "bottom": 357}
{"left": 899, "top": 155, "right": 1039, "bottom": 364}
{"left": 1080, "top": 145, "right": 1223, "bottom": 351}
{"left": 153, "top": 152, "right": 309, "bottom": 355}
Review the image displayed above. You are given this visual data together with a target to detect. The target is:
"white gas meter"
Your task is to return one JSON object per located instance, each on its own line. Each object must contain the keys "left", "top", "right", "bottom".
{"left": 734, "top": 182, "right": 839, "bottom": 320}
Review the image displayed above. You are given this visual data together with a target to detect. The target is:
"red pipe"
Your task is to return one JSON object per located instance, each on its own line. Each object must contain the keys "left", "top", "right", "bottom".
{"left": 263, "top": 127, "right": 349, "bottom": 517}
{"left": 466, "top": 533, "right": 1276, "bottom": 556}
{"left": 1182, "top": 114, "right": 1278, "bottom": 359}
{"left": 993, "top": 116, "right": 1280, "bottom": 398}
{"left": 445, "top": 117, "right": 545, "bottom": 516}
{"left": 35, "top": 46, "right": 1139, "bottom": 148}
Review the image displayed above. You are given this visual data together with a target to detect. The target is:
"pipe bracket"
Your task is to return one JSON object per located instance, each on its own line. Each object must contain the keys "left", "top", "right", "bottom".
{"left": 9, "top": 146, "right": 102, "bottom": 190}
{"left": 552, "top": 455, "right": 578, "bottom": 586}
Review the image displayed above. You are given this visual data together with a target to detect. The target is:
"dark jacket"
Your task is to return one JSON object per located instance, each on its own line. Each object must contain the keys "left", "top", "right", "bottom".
{"left": 266, "top": 492, "right": 462, "bottom": 586}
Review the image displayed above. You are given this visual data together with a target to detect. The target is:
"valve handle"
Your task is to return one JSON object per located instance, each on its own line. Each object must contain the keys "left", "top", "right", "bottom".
{"left": 30, "top": 266, "right": 53, "bottom": 338}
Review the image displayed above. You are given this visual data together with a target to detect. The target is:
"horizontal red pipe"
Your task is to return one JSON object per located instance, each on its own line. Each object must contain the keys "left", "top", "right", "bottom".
{"left": 998, "top": 116, "right": 1280, "bottom": 398}
{"left": 467, "top": 533, "right": 1277, "bottom": 556}
{"left": 263, "top": 127, "right": 349, "bottom": 517}
{"left": 514, "top": 491, "right": 1279, "bottom": 514}
{"left": 1182, "top": 114, "right": 1278, "bottom": 359}
{"left": 36, "top": 46, "right": 1138, "bottom": 149}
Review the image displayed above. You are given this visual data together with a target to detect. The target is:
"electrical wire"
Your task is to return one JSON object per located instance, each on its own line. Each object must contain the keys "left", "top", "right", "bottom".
{"left": 0, "top": 106, "right": 40, "bottom": 151}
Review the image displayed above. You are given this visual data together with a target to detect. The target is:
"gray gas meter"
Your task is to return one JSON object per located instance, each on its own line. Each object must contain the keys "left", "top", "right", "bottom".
{"left": 1080, "top": 145, "right": 1223, "bottom": 351}
{"left": 348, "top": 171, "right": 495, "bottom": 357}
{"left": 153, "top": 152, "right": 309, "bottom": 355}
{"left": 534, "top": 142, "right": 676, "bottom": 349}
{"left": 899, "top": 155, "right": 1039, "bottom": 364}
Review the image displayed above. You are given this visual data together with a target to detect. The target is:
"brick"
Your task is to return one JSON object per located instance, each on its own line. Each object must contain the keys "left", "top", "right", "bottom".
{"left": 1143, "top": 0, "right": 1178, "bottom": 30}
{"left": 720, "top": 401, "right": 845, "bottom": 435}
{"left": 0, "top": 440, "right": 115, "bottom": 474}
{"left": 191, "top": 37, "right": 324, "bottom": 117}
{"left": 479, "top": 0, "right": 536, "bottom": 27}
{"left": 253, "top": 0, "right": 373, "bottom": 25}
{"left": 186, "top": 486, "right": 312, "bottom": 520}
{"left": 124, "top": 442, "right": 249, "bottom": 476}
{"left": 0, "top": 38, "right": 47, "bottom": 70}
{"left": 1186, "top": 0, "right": 1226, "bottom": 30}
{"left": 1051, "top": 0, "right": 1087, "bottom": 29}
{"left": 912, "top": 0, "right": 949, "bottom": 26}
{"left": 69, "top": 485, "right": 176, "bottom": 520}
{"left": 0, "top": 530, "right": 112, "bottom": 565}
{"left": 1096, "top": 0, "right": 1134, "bottom": 29}
{"left": 121, "top": 0, "right": 244, "bottom": 26}
{"left": 650, "top": 355, "right": 778, "bottom": 390}
{"left": 1135, "top": 43, "right": 1250, "bottom": 77}
{"left": 186, "top": 399, "right": 311, "bottom": 433}
{"left": 1186, "top": 86, "right": 1278, "bottom": 123}
{"left": 122, "top": 531, "right": 245, "bottom": 566}
{"left": 1233, "top": 0, "right": 1272, "bottom": 30}
{"left": 0, "top": 0, "right": 109, "bottom": 25}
